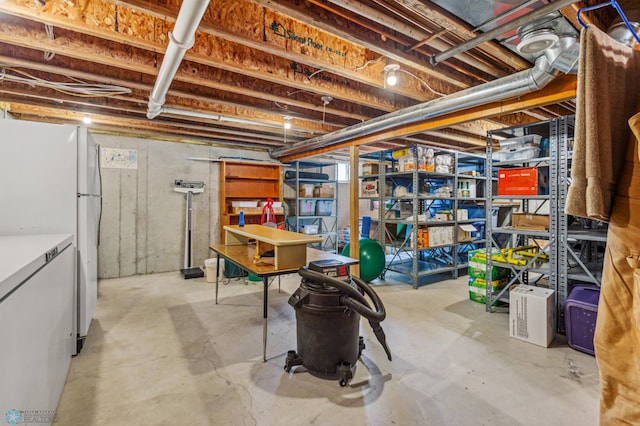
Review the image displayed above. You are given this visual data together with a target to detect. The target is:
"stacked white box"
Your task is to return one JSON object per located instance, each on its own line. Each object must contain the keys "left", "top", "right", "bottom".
{"left": 509, "top": 284, "right": 556, "bottom": 347}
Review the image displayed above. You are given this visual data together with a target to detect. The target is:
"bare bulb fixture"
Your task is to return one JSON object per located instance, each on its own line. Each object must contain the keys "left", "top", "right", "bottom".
{"left": 283, "top": 119, "right": 292, "bottom": 130}
{"left": 82, "top": 116, "right": 92, "bottom": 124}
{"left": 384, "top": 63, "right": 400, "bottom": 87}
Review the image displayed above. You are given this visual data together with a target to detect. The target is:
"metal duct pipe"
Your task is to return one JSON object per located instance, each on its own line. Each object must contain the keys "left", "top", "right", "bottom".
{"left": 270, "top": 55, "right": 558, "bottom": 159}
{"left": 147, "top": 0, "right": 210, "bottom": 119}
{"left": 431, "top": 0, "right": 577, "bottom": 65}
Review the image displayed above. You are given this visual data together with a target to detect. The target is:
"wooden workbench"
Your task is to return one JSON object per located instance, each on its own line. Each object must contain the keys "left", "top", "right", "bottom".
{"left": 210, "top": 231, "right": 358, "bottom": 361}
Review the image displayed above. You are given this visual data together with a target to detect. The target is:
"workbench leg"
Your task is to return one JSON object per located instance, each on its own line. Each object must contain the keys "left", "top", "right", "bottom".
{"left": 263, "top": 276, "right": 268, "bottom": 362}
{"left": 215, "top": 254, "right": 220, "bottom": 304}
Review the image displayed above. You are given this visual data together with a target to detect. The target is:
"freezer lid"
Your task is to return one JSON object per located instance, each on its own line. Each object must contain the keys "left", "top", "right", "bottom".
{"left": 0, "top": 234, "right": 73, "bottom": 301}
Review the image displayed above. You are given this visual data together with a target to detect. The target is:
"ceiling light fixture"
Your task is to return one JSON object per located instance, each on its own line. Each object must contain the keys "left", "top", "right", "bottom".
{"left": 320, "top": 95, "right": 332, "bottom": 124}
{"left": 283, "top": 117, "right": 292, "bottom": 144}
{"left": 82, "top": 116, "right": 92, "bottom": 124}
{"left": 383, "top": 63, "right": 400, "bottom": 87}
{"left": 382, "top": 63, "right": 446, "bottom": 96}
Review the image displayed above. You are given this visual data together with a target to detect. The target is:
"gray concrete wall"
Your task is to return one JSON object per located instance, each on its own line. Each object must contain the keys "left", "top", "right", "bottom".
{"left": 95, "top": 134, "right": 272, "bottom": 279}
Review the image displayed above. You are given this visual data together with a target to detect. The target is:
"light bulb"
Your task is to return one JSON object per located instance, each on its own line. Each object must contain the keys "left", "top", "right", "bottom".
{"left": 383, "top": 63, "right": 400, "bottom": 87}
{"left": 386, "top": 71, "right": 398, "bottom": 86}
{"left": 82, "top": 116, "right": 92, "bottom": 124}
{"left": 284, "top": 121, "right": 292, "bottom": 130}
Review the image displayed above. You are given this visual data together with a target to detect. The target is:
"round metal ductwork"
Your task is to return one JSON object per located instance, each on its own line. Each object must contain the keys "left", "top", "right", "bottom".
{"left": 607, "top": 21, "right": 640, "bottom": 47}
{"left": 542, "top": 34, "right": 579, "bottom": 74}
{"left": 607, "top": 4, "right": 640, "bottom": 48}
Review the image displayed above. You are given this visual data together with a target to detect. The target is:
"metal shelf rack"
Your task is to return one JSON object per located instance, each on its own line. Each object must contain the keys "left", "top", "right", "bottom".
{"left": 486, "top": 116, "right": 605, "bottom": 333}
{"left": 360, "top": 145, "right": 487, "bottom": 288}
{"left": 283, "top": 161, "right": 339, "bottom": 253}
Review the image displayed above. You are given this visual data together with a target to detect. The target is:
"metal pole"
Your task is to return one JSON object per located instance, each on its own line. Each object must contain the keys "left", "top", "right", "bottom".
{"left": 184, "top": 190, "right": 193, "bottom": 269}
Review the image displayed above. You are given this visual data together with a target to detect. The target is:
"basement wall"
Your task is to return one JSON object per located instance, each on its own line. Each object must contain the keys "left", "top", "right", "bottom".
{"left": 95, "top": 134, "right": 273, "bottom": 279}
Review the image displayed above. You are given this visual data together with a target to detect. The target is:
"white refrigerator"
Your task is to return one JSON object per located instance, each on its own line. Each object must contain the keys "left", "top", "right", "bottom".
{"left": 0, "top": 120, "right": 101, "bottom": 353}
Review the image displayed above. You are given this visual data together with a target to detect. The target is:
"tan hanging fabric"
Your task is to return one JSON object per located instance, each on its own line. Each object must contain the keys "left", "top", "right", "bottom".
{"left": 565, "top": 25, "right": 640, "bottom": 221}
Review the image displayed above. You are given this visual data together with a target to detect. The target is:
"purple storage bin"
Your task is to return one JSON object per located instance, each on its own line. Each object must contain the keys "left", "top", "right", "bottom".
{"left": 564, "top": 285, "right": 600, "bottom": 356}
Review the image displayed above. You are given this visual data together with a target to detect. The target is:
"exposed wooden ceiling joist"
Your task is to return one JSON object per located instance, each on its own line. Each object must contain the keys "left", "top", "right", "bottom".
{"left": 0, "top": 0, "right": 598, "bottom": 158}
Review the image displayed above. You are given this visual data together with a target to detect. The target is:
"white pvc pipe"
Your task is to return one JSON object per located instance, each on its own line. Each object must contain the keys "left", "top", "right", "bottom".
{"left": 160, "top": 107, "right": 285, "bottom": 129}
{"left": 147, "top": 0, "right": 211, "bottom": 119}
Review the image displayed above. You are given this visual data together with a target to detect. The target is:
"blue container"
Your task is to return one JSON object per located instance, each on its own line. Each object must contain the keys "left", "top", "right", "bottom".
{"left": 564, "top": 285, "right": 600, "bottom": 356}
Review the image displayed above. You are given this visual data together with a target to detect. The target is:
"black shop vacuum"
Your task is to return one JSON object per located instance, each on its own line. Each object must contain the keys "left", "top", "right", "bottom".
{"left": 284, "top": 260, "right": 392, "bottom": 387}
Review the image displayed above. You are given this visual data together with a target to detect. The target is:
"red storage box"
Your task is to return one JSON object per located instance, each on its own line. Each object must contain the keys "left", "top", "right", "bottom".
{"left": 498, "top": 167, "right": 548, "bottom": 196}
{"left": 564, "top": 285, "right": 600, "bottom": 356}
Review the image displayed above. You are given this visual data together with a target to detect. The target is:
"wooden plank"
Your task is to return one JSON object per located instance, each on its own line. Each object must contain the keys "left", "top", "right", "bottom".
{"left": 224, "top": 225, "right": 323, "bottom": 246}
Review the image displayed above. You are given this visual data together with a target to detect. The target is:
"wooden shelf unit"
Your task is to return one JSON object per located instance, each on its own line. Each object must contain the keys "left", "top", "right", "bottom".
{"left": 220, "top": 160, "right": 283, "bottom": 242}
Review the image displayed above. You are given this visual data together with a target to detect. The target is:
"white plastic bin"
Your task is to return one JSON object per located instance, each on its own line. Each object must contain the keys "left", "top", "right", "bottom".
{"left": 316, "top": 200, "right": 333, "bottom": 216}
{"left": 204, "top": 258, "right": 217, "bottom": 283}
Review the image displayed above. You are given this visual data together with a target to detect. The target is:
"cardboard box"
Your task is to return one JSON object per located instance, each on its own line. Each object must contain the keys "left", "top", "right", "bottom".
{"left": 299, "top": 183, "right": 315, "bottom": 198}
{"left": 468, "top": 263, "right": 510, "bottom": 281}
{"left": 435, "top": 209, "right": 453, "bottom": 221}
{"left": 428, "top": 226, "right": 454, "bottom": 246}
{"left": 512, "top": 213, "right": 549, "bottom": 230}
{"left": 497, "top": 167, "right": 548, "bottom": 196}
{"left": 361, "top": 179, "right": 378, "bottom": 197}
{"left": 509, "top": 284, "right": 556, "bottom": 347}
{"left": 361, "top": 163, "right": 379, "bottom": 176}
{"left": 468, "top": 276, "right": 508, "bottom": 305}
{"left": 398, "top": 155, "right": 415, "bottom": 172}
{"left": 313, "top": 184, "right": 334, "bottom": 198}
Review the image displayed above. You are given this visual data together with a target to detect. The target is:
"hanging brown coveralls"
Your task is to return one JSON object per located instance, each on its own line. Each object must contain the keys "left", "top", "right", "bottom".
{"left": 564, "top": 25, "right": 640, "bottom": 424}
{"left": 596, "top": 111, "right": 640, "bottom": 425}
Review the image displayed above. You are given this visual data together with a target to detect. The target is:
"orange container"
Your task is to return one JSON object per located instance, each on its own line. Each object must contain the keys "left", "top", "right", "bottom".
{"left": 497, "top": 167, "right": 539, "bottom": 196}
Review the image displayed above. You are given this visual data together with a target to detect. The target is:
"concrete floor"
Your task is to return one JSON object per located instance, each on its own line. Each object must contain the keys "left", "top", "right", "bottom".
{"left": 56, "top": 270, "right": 599, "bottom": 425}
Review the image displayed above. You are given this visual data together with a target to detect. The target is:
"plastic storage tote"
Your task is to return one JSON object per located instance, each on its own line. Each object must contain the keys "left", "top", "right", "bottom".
{"left": 315, "top": 200, "right": 333, "bottom": 216}
{"left": 564, "top": 285, "right": 600, "bottom": 355}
